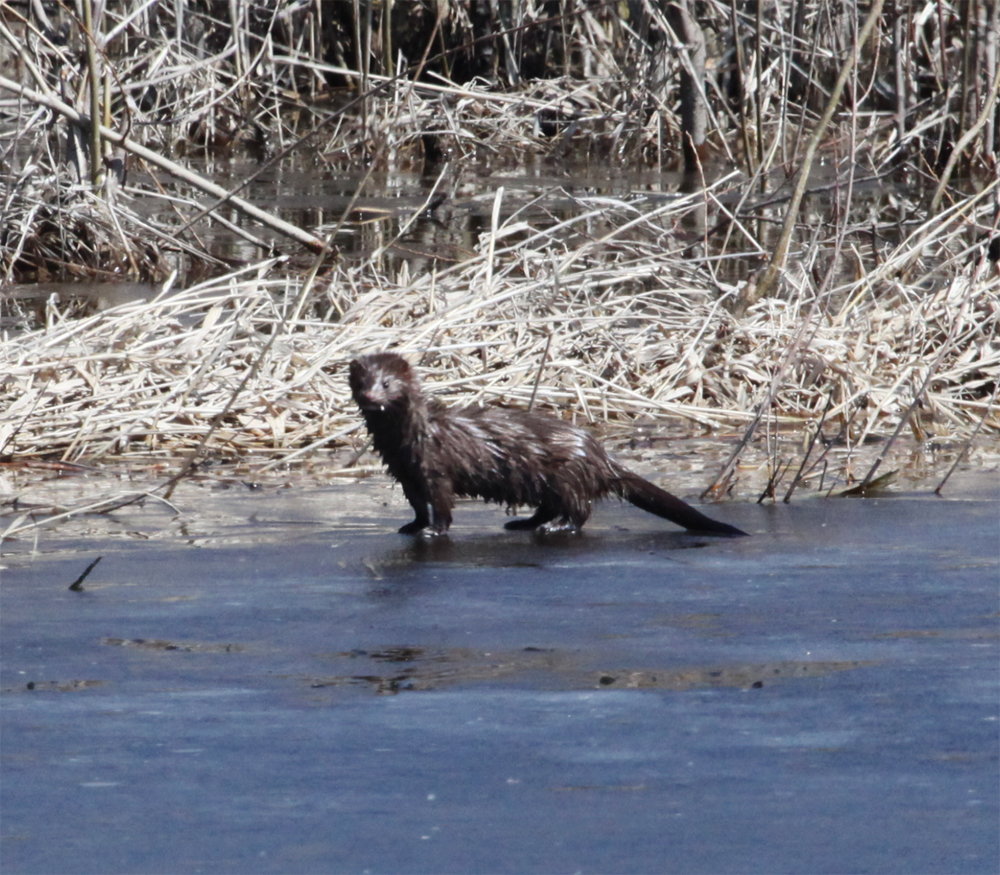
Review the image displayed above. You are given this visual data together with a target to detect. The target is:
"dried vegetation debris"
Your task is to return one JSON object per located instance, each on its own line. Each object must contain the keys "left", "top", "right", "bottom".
{"left": 0, "top": 181, "right": 165, "bottom": 283}
{"left": 1, "top": 0, "right": 998, "bottom": 475}
{"left": 2, "top": 207, "right": 997, "bottom": 468}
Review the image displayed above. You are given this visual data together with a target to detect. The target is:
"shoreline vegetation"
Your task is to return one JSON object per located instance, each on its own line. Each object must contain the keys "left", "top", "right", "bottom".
{"left": 1, "top": 1, "right": 998, "bottom": 528}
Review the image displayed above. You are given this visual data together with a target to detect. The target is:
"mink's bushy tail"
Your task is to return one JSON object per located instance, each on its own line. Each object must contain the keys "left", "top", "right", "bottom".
{"left": 614, "top": 470, "right": 747, "bottom": 537}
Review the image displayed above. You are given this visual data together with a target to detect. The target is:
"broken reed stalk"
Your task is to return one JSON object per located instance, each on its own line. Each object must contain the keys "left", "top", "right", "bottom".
{"left": 755, "top": 0, "right": 886, "bottom": 299}
{"left": 0, "top": 74, "right": 324, "bottom": 253}
{"left": 527, "top": 332, "right": 554, "bottom": 414}
{"left": 81, "top": 0, "right": 103, "bottom": 187}
{"left": 858, "top": 279, "right": 978, "bottom": 491}
{"left": 158, "top": 261, "right": 300, "bottom": 503}
{"left": 935, "top": 383, "right": 999, "bottom": 495}
{"left": 783, "top": 391, "right": 835, "bottom": 504}
{"left": 157, "top": 145, "right": 388, "bottom": 498}
{"left": 1, "top": 487, "right": 180, "bottom": 542}
{"left": 930, "top": 60, "right": 1000, "bottom": 211}
{"left": 701, "top": 309, "right": 823, "bottom": 500}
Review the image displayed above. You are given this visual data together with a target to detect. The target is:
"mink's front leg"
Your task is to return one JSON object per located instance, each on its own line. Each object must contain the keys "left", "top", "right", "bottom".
{"left": 398, "top": 478, "right": 452, "bottom": 535}
{"left": 398, "top": 480, "right": 432, "bottom": 534}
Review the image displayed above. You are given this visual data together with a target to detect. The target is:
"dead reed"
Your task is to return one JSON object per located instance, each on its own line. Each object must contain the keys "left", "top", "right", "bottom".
{"left": 2, "top": 182, "right": 996, "bottom": 464}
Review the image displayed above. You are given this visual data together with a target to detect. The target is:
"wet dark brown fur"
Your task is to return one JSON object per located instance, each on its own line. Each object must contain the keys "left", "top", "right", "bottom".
{"left": 349, "top": 353, "right": 746, "bottom": 537}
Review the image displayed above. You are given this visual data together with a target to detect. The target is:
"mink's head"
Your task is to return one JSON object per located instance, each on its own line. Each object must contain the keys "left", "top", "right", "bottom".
{"left": 349, "top": 353, "right": 418, "bottom": 414}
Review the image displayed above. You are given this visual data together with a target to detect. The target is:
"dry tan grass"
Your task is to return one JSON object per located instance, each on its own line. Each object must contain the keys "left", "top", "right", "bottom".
{"left": 3, "top": 185, "right": 998, "bottom": 541}
{"left": 3, "top": 180, "right": 996, "bottom": 473}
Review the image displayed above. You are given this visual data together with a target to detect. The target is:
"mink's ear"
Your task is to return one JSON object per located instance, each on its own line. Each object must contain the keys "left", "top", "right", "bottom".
{"left": 348, "top": 358, "right": 366, "bottom": 388}
{"left": 383, "top": 353, "right": 411, "bottom": 374}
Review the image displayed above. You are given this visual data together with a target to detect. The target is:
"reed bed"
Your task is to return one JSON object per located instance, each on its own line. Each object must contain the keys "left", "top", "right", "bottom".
{"left": 3, "top": 0, "right": 999, "bottom": 281}
{"left": 3, "top": 184, "right": 997, "bottom": 471}
{"left": 2, "top": 0, "right": 998, "bottom": 533}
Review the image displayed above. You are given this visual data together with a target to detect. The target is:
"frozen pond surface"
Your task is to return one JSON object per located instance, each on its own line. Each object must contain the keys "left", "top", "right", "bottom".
{"left": 2, "top": 474, "right": 998, "bottom": 874}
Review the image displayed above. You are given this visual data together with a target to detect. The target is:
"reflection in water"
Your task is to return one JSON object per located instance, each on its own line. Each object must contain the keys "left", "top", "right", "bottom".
{"left": 2, "top": 281, "right": 161, "bottom": 333}
{"left": 355, "top": 524, "right": 717, "bottom": 582}
{"left": 4, "top": 156, "right": 939, "bottom": 335}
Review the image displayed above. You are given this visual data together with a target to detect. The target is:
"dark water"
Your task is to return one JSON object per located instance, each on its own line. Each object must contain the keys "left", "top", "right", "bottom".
{"left": 1, "top": 476, "right": 998, "bottom": 874}
{"left": 1, "top": 162, "right": 688, "bottom": 332}
{"left": 4, "top": 155, "right": 920, "bottom": 334}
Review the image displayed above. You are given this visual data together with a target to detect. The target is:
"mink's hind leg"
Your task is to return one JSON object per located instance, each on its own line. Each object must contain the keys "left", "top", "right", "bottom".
{"left": 536, "top": 518, "right": 581, "bottom": 534}
{"left": 534, "top": 503, "right": 590, "bottom": 534}
{"left": 399, "top": 519, "right": 450, "bottom": 536}
{"left": 504, "top": 505, "right": 558, "bottom": 531}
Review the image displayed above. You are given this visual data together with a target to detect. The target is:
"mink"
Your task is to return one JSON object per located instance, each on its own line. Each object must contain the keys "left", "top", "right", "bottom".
{"left": 349, "top": 352, "right": 746, "bottom": 537}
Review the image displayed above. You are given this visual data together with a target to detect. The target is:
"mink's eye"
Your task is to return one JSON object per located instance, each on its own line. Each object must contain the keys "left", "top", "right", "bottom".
{"left": 381, "top": 379, "right": 391, "bottom": 390}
